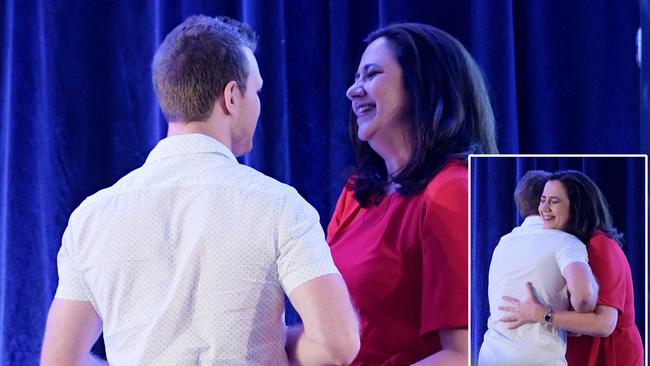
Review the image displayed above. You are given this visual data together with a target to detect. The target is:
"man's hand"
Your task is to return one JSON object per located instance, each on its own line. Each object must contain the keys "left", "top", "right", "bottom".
{"left": 498, "top": 282, "right": 547, "bottom": 329}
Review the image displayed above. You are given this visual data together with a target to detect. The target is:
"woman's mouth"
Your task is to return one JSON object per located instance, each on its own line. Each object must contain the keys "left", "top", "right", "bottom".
{"left": 356, "top": 103, "right": 376, "bottom": 118}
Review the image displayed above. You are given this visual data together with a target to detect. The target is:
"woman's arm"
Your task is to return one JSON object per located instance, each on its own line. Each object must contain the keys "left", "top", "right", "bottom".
{"left": 541, "top": 306, "right": 617, "bottom": 337}
{"left": 499, "top": 282, "right": 617, "bottom": 337}
{"left": 410, "top": 329, "right": 467, "bottom": 366}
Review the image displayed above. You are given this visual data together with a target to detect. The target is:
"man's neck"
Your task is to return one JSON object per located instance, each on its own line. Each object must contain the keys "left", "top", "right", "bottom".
{"left": 167, "top": 120, "right": 232, "bottom": 151}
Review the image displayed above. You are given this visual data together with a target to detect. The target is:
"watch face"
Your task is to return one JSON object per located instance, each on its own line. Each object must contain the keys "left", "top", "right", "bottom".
{"left": 544, "top": 308, "right": 553, "bottom": 322}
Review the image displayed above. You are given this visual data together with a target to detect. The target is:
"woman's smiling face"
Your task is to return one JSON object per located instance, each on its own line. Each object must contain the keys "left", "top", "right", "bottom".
{"left": 346, "top": 37, "right": 411, "bottom": 143}
{"left": 539, "top": 180, "right": 571, "bottom": 231}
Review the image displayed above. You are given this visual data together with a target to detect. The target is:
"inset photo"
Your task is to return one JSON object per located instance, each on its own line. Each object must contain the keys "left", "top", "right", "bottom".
{"left": 470, "top": 155, "right": 647, "bottom": 366}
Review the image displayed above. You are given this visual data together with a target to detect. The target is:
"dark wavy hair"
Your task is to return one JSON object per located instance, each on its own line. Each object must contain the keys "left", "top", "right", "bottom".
{"left": 347, "top": 23, "right": 498, "bottom": 206}
{"left": 548, "top": 170, "right": 623, "bottom": 247}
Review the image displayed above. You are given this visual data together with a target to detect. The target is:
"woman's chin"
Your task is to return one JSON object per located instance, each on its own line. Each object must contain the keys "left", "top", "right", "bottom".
{"left": 357, "top": 129, "right": 371, "bottom": 142}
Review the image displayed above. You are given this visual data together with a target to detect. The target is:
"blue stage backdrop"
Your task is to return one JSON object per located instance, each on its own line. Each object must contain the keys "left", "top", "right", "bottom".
{"left": 0, "top": 0, "right": 643, "bottom": 364}
{"left": 470, "top": 156, "right": 646, "bottom": 364}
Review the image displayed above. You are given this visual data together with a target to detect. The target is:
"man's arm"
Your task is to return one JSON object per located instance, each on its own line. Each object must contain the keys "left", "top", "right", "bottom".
{"left": 499, "top": 282, "right": 617, "bottom": 337}
{"left": 41, "top": 299, "right": 106, "bottom": 366}
{"left": 563, "top": 262, "right": 598, "bottom": 312}
{"left": 286, "top": 274, "right": 359, "bottom": 366}
{"left": 410, "top": 329, "right": 467, "bottom": 366}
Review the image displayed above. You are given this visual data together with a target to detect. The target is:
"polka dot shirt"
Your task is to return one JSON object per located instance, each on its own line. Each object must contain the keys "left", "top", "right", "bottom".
{"left": 55, "top": 134, "right": 339, "bottom": 365}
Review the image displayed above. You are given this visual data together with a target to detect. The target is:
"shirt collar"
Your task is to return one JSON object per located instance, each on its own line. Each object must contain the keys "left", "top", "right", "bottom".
{"left": 521, "top": 215, "right": 543, "bottom": 227}
{"left": 145, "top": 133, "right": 237, "bottom": 164}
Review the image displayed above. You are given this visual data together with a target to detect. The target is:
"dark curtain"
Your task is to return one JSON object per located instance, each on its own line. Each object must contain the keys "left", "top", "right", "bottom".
{"left": 470, "top": 156, "right": 646, "bottom": 364}
{"left": 0, "top": 0, "right": 643, "bottom": 364}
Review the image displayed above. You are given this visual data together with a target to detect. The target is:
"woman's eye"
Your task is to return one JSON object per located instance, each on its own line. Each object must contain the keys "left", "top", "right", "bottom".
{"left": 367, "top": 71, "right": 378, "bottom": 79}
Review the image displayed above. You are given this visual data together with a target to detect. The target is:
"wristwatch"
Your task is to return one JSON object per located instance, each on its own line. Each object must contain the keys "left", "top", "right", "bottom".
{"left": 544, "top": 307, "right": 554, "bottom": 323}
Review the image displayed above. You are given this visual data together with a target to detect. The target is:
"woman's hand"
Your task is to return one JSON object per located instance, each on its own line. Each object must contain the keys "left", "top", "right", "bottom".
{"left": 498, "top": 282, "right": 548, "bottom": 329}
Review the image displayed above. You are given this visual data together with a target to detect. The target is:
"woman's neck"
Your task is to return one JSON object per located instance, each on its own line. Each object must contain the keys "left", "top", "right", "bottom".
{"left": 368, "top": 127, "right": 414, "bottom": 180}
{"left": 384, "top": 151, "right": 410, "bottom": 178}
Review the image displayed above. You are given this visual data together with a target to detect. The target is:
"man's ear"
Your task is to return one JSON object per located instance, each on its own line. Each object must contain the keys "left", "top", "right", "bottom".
{"left": 222, "top": 80, "right": 239, "bottom": 116}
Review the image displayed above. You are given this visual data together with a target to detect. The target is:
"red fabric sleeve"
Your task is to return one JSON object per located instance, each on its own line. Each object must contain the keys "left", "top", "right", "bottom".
{"left": 419, "top": 166, "right": 469, "bottom": 335}
{"left": 588, "top": 233, "right": 626, "bottom": 312}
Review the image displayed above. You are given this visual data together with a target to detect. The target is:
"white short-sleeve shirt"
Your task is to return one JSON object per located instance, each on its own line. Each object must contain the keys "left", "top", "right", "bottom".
{"left": 478, "top": 215, "right": 588, "bottom": 366}
{"left": 55, "top": 134, "right": 340, "bottom": 365}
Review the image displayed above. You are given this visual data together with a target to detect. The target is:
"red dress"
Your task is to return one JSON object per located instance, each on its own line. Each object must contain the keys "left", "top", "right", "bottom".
{"left": 327, "top": 160, "right": 468, "bottom": 366}
{"left": 565, "top": 231, "right": 643, "bottom": 366}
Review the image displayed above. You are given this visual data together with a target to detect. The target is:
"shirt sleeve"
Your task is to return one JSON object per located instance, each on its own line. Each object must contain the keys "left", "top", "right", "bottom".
{"left": 588, "top": 233, "right": 626, "bottom": 312}
{"left": 419, "top": 170, "right": 468, "bottom": 335}
{"left": 54, "top": 224, "right": 90, "bottom": 300}
{"left": 556, "top": 236, "right": 589, "bottom": 273}
{"left": 277, "top": 188, "right": 341, "bottom": 296}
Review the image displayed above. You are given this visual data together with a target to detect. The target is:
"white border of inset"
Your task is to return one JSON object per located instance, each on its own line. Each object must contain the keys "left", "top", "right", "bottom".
{"left": 467, "top": 154, "right": 648, "bottom": 366}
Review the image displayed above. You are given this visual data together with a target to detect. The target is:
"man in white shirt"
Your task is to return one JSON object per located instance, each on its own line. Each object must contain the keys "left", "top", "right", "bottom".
{"left": 40, "top": 15, "right": 359, "bottom": 366}
{"left": 477, "top": 170, "right": 598, "bottom": 366}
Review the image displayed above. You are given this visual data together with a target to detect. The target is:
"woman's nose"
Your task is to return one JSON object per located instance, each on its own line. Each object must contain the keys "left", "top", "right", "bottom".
{"left": 346, "top": 81, "right": 365, "bottom": 100}
{"left": 540, "top": 201, "right": 551, "bottom": 211}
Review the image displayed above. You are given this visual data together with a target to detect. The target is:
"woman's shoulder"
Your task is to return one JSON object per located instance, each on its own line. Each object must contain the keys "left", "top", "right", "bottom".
{"left": 588, "top": 230, "right": 624, "bottom": 258}
{"left": 330, "top": 182, "right": 363, "bottom": 219}
{"left": 327, "top": 182, "right": 364, "bottom": 241}
{"left": 333, "top": 182, "right": 357, "bottom": 207}
{"left": 423, "top": 159, "right": 468, "bottom": 199}
{"left": 589, "top": 230, "right": 618, "bottom": 246}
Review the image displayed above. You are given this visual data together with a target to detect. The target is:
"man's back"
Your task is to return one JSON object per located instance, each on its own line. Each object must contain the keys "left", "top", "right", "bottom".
{"left": 478, "top": 216, "right": 587, "bottom": 366}
{"left": 55, "top": 134, "right": 338, "bottom": 365}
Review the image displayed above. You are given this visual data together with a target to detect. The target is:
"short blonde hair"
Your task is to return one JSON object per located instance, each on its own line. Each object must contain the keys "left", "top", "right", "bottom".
{"left": 152, "top": 15, "right": 257, "bottom": 122}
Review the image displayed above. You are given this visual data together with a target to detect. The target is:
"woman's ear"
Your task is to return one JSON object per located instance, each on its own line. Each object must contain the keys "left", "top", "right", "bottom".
{"left": 222, "top": 80, "right": 239, "bottom": 116}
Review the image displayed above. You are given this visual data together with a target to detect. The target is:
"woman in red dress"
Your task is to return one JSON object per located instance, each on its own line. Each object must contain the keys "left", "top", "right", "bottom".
{"left": 500, "top": 170, "right": 643, "bottom": 366}
{"left": 327, "top": 23, "right": 498, "bottom": 365}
